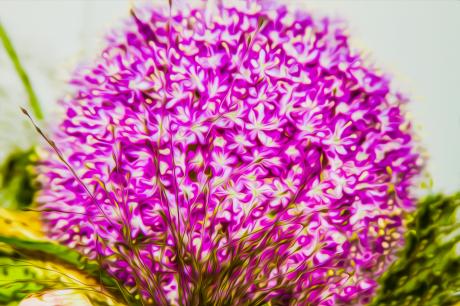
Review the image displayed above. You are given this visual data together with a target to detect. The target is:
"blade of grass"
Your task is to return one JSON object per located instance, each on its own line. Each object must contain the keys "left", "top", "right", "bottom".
{"left": 0, "top": 21, "right": 44, "bottom": 120}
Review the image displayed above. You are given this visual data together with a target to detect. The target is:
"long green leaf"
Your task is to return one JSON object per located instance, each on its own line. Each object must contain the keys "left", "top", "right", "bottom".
{"left": 0, "top": 21, "right": 43, "bottom": 120}
{"left": 0, "top": 207, "right": 139, "bottom": 306}
{"left": 0, "top": 235, "right": 138, "bottom": 306}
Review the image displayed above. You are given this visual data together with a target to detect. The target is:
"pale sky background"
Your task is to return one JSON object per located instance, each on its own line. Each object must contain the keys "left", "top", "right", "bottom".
{"left": 0, "top": 1, "right": 459, "bottom": 193}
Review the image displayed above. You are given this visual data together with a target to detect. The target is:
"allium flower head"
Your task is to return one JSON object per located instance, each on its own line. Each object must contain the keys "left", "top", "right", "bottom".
{"left": 39, "top": 1, "right": 422, "bottom": 305}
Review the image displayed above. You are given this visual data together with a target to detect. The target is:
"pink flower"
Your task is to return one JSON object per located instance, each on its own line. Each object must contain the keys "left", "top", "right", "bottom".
{"left": 39, "top": 1, "right": 422, "bottom": 305}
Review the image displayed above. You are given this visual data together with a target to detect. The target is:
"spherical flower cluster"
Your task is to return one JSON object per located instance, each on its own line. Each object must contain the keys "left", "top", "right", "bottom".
{"left": 38, "top": 1, "right": 421, "bottom": 305}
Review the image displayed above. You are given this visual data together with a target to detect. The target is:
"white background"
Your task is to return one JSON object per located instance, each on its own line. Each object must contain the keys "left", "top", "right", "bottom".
{"left": 0, "top": 1, "right": 459, "bottom": 193}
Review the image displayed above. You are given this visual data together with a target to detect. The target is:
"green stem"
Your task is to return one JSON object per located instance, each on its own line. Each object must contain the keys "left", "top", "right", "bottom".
{"left": 0, "top": 21, "right": 44, "bottom": 120}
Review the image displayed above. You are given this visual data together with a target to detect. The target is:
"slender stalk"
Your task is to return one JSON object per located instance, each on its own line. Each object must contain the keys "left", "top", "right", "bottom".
{"left": 0, "top": 21, "right": 44, "bottom": 120}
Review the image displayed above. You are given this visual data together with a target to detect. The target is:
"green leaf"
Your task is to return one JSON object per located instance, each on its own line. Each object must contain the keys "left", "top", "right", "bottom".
{"left": 0, "top": 251, "right": 122, "bottom": 306}
{"left": 371, "top": 193, "right": 460, "bottom": 306}
{"left": 0, "top": 22, "right": 43, "bottom": 120}
{"left": 0, "top": 237, "right": 139, "bottom": 305}
{"left": 0, "top": 208, "right": 139, "bottom": 306}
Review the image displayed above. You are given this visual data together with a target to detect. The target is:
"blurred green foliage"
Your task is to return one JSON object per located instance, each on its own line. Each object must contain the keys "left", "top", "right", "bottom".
{"left": 0, "top": 149, "right": 37, "bottom": 210}
{"left": 371, "top": 193, "right": 460, "bottom": 306}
